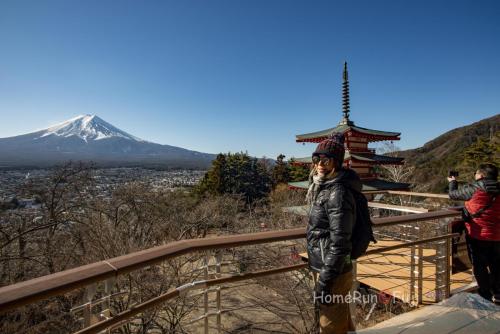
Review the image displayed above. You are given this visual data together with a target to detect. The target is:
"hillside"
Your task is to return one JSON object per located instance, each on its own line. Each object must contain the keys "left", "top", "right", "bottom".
{"left": 399, "top": 114, "right": 499, "bottom": 193}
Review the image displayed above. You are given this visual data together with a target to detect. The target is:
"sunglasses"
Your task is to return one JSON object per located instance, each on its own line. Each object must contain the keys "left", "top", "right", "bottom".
{"left": 312, "top": 155, "right": 332, "bottom": 166}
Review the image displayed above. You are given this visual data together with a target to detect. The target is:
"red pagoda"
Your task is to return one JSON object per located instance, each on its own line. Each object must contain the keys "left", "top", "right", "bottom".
{"left": 289, "top": 62, "right": 410, "bottom": 191}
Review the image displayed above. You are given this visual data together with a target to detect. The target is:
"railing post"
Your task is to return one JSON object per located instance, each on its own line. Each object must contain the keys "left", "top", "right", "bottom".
{"left": 410, "top": 237, "right": 416, "bottom": 304}
{"left": 350, "top": 259, "right": 358, "bottom": 323}
{"left": 215, "top": 252, "right": 222, "bottom": 334}
{"left": 102, "top": 277, "right": 114, "bottom": 333}
{"left": 83, "top": 283, "right": 97, "bottom": 328}
{"left": 409, "top": 223, "right": 423, "bottom": 306}
{"left": 311, "top": 272, "right": 320, "bottom": 334}
{"left": 443, "top": 219, "right": 451, "bottom": 299}
{"left": 435, "top": 237, "right": 443, "bottom": 301}
{"left": 417, "top": 229, "right": 424, "bottom": 305}
{"left": 435, "top": 218, "right": 451, "bottom": 302}
{"left": 203, "top": 253, "right": 209, "bottom": 334}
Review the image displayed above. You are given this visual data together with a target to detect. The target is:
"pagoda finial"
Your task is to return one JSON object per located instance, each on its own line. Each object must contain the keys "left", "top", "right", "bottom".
{"left": 341, "top": 61, "right": 351, "bottom": 125}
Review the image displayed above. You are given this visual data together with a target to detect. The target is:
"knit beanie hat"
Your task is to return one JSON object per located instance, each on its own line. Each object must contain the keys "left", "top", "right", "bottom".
{"left": 313, "top": 133, "right": 345, "bottom": 167}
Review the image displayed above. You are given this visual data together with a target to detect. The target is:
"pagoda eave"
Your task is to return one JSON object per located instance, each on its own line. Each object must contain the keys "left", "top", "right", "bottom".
{"left": 296, "top": 132, "right": 400, "bottom": 144}
{"left": 350, "top": 158, "right": 405, "bottom": 165}
{"left": 296, "top": 137, "right": 328, "bottom": 143}
{"left": 356, "top": 135, "right": 400, "bottom": 143}
{"left": 360, "top": 136, "right": 400, "bottom": 143}
{"left": 346, "top": 128, "right": 400, "bottom": 142}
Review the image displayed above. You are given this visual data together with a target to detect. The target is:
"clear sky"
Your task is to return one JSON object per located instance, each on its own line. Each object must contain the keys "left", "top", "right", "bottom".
{"left": 0, "top": 0, "right": 499, "bottom": 159}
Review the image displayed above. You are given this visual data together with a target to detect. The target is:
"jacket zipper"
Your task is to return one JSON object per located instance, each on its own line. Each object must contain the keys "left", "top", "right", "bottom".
{"left": 319, "top": 239, "right": 325, "bottom": 262}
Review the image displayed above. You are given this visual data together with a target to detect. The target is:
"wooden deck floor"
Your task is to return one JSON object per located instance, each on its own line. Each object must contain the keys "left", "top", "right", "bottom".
{"left": 353, "top": 292, "right": 500, "bottom": 334}
{"left": 357, "top": 239, "right": 473, "bottom": 303}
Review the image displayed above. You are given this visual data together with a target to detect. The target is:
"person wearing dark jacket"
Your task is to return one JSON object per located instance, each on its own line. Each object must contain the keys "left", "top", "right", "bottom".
{"left": 448, "top": 163, "right": 500, "bottom": 303}
{"left": 306, "top": 133, "right": 359, "bottom": 334}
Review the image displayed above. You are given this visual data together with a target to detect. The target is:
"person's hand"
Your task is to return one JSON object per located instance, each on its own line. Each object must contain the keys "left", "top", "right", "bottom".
{"left": 447, "top": 176, "right": 456, "bottom": 182}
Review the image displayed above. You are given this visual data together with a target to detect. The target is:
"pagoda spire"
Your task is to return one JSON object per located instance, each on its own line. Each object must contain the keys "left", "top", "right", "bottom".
{"left": 340, "top": 61, "right": 353, "bottom": 125}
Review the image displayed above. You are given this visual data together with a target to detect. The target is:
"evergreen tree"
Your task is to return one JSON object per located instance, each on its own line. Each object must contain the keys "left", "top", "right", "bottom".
{"left": 196, "top": 152, "right": 272, "bottom": 203}
{"left": 272, "top": 154, "right": 290, "bottom": 186}
{"left": 288, "top": 158, "right": 310, "bottom": 182}
{"left": 463, "top": 135, "right": 500, "bottom": 168}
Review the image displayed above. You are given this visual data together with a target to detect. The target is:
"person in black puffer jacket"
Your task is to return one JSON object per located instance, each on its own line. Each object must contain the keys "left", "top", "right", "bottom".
{"left": 306, "top": 133, "right": 359, "bottom": 334}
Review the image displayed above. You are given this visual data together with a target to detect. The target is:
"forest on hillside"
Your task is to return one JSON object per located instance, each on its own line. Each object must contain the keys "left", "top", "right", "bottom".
{"left": 396, "top": 114, "right": 499, "bottom": 192}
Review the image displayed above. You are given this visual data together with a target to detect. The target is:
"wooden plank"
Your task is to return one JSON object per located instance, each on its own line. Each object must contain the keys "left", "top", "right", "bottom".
{"left": 368, "top": 202, "right": 429, "bottom": 213}
{"left": 387, "top": 190, "right": 450, "bottom": 199}
{"left": 373, "top": 210, "right": 460, "bottom": 227}
{"left": 354, "top": 293, "right": 500, "bottom": 334}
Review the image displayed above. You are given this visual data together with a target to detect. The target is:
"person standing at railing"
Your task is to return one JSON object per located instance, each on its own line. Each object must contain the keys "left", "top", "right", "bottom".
{"left": 448, "top": 163, "right": 500, "bottom": 304}
{"left": 306, "top": 133, "right": 358, "bottom": 334}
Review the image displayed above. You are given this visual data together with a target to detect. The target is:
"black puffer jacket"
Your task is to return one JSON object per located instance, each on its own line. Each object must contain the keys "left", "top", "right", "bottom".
{"left": 449, "top": 178, "right": 499, "bottom": 200}
{"left": 306, "top": 168, "right": 361, "bottom": 286}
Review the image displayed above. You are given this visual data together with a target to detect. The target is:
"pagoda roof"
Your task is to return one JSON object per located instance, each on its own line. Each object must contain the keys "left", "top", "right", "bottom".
{"left": 296, "top": 122, "right": 401, "bottom": 143}
{"left": 288, "top": 178, "right": 410, "bottom": 191}
{"left": 290, "top": 152, "right": 404, "bottom": 165}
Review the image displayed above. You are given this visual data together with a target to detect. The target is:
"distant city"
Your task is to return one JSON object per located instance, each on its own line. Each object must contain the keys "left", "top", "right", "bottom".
{"left": 0, "top": 167, "right": 206, "bottom": 209}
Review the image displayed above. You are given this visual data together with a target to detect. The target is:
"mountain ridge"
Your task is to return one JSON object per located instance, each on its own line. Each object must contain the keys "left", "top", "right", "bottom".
{"left": 0, "top": 115, "right": 215, "bottom": 169}
{"left": 398, "top": 114, "right": 499, "bottom": 192}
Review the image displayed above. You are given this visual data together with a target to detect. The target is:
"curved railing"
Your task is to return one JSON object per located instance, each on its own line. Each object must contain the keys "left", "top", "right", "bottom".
{"left": 0, "top": 208, "right": 461, "bottom": 333}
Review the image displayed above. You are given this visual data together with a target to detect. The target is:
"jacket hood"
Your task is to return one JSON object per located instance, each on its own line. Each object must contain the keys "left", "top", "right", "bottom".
{"left": 324, "top": 168, "right": 362, "bottom": 193}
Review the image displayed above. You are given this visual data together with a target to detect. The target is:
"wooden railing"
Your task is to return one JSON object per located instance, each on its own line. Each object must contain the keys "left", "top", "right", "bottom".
{"left": 0, "top": 208, "right": 461, "bottom": 333}
{"left": 75, "top": 234, "right": 459, "bottom": 334}
{"left": 364, "top": 190, "right": 451, "bottom": 199}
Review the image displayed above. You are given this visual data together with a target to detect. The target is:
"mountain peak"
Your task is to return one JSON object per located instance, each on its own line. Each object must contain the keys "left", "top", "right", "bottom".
{"left": 38, "top": 115, "right": 144, "bottom": 143}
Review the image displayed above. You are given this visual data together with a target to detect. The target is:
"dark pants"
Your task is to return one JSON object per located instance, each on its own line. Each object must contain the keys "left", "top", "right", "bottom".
{"left": 466, "top": 236, "right": 500, "bottom": 300}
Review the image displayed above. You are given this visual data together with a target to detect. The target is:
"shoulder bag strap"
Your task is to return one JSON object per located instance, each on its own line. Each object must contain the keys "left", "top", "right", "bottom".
{"left": 470, "top": 195, "right": 497, "bottom": 218}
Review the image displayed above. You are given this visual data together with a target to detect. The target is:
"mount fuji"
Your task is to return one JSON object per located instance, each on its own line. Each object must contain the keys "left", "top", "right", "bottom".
{"left": 0, "top": 115, "right": 215, "bottom": 168}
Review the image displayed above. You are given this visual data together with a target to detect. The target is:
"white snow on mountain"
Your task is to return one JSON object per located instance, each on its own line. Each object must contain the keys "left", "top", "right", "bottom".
{"left": 36, "top": 115, "right": 145, "bottom": 143}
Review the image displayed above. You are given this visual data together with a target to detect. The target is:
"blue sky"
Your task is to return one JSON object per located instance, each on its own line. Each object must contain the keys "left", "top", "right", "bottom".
{"left": 0, "top": 0, "right": 499, "bottom": 159}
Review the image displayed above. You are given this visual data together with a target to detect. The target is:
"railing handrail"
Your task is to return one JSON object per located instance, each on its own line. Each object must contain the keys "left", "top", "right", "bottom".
{"left": 373, "top": 209, "right": 459, "bottom": 227}
{"left": 362, "top": 190, "right": 451, "bottom": 199}
{"left": 0, "top": 209, "right": 460, "bottom": 313}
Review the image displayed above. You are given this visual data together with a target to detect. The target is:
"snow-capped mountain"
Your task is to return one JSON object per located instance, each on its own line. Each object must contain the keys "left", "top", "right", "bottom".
{"left": 36, "top": 114, "right": 144, "bottom": 142}
{"left": 0, "top": 115, "right": 215, "bottom": 168}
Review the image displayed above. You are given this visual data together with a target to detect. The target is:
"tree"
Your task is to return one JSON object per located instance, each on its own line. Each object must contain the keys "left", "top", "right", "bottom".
{"left": 463, "top": 135, "right": 500, "bottom": 169}
{"left": 272, "top": 154, "right": 290, "bottom": 186}
{"left": 196, "top": 152, "right": 273, "bottom": 203}
{"left": 376, "top": 143, "right": 415, "bottom": 186}
{"left": 288, "top": 158, "right": 310, "bottom": 182}
{"left": 0, "top": 164, "right": 249, "bottom": 333}
{"left": 377, "top": 143, "right": 414, "bottom": 184}
{"left": 377, "top": 143, "right": 416, "bottom": 203}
